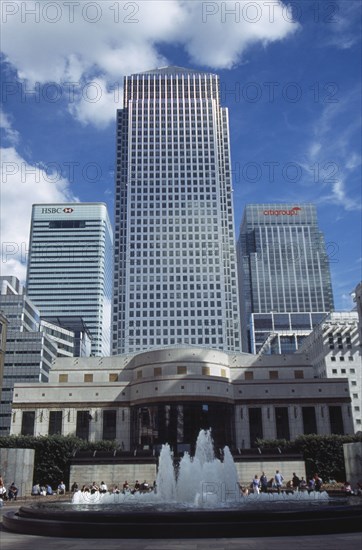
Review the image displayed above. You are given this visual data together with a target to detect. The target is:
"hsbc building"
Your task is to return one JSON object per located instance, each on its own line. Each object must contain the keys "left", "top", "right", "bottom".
{"left": 26, "top": 203, "right": 113, "bottom": 356}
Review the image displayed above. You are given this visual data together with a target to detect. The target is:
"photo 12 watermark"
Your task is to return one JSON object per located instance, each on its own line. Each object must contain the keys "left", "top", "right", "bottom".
{"left": 1, "top": 1, "right": 140, "bottom": 24}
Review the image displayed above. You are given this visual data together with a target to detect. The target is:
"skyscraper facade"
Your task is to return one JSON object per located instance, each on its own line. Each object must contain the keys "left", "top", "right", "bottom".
{"left": 237, "top": 204, "right": 334, "bottom": 352}
{"left": 26, "top": 203, "right": 113, "bottom": 356}
{"left": 112, "top": 67, "right": 241, "bottom": 354}
{"left": 0, "top": 276, "right": 58, "bottom": 435}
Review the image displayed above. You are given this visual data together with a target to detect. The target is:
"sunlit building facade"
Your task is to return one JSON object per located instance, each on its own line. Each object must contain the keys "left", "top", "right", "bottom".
{"left": 237, "top": 204, "right": 334, "bottom": 352}
{"left": 112, "top": 67, "right": 241, "bottom": 354}
{"left": 26, "top": 203, "right": 113, "bottom": 356}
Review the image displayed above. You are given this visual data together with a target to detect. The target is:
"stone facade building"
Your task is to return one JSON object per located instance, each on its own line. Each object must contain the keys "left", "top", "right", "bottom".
{"left": 11, "top": 347, "right": 353, "bottom": 450}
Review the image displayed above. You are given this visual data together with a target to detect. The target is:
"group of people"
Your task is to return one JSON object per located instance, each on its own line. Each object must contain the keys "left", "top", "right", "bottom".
{"left": 31, "top": 481, "right": 65, "bottom": 496}
{"left": 0, "top": 476, "right": 18, "bottom": 501}
{"left": 72, "top": 479, "right": 155, "bottom": 495}
{"left": 247, "top": 471, "right": 323, "bottom": 494}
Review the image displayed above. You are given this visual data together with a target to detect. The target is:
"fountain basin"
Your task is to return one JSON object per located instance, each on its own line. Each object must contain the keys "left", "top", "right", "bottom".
{"left": 3, "top": 496, "right": 362, "bottom": 538}
{"left": 3, "top": 431, "right": 361, "bottom": 538}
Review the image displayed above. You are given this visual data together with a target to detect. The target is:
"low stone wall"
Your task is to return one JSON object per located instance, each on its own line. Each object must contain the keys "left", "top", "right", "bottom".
{"left": 70, "top": 462, "right": 158, "bottom": 490}
{"left": 235, "top": 459, "right": 306, "bottom": 486}
{"left": 0, "top": 448, "right": 35, "bottom": 497}
{"left": 69, "top": 456, "right": 306, "bottom": 491}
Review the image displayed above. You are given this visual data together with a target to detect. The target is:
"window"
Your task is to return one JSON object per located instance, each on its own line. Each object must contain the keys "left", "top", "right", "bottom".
{"left": 294, "top": 370, "right": 304, "bottom": 379}
{"left": 177, "top": 366, "right": 187, "bottom": 375}
{"left": 84, "top": 374, "right": 93, "bottom": 383}
{"left": 331, "top": 357, "right": 336, "bottom": 362}
{"left": 275, "top": 407, "right": 290, "bottom": 439}
{"left": 103, "top": 410, "right": 117, "bottom": 440}
{"left": 220, "top": 368, "right": 227, "bottom": 378}
{"left": 137, "top": 370, "right": 143, "bottom": 379}
{"left": 245, "top": 371, "right": 254, "bottom": 380}
{"left": 202, "top": 366, "right": 210, "bottom": 376}
{"left": 59, "top": 374, "right": 68, "bottom": 382}
{"left": 249, "top": 408, "right": 263, "bottom": 446}
{"left": 302, "top": 407, "right": 317, "bottom": 434}
{"left": 329, "top": 406, "right": 344, "bottom": 435}
{"left": 154, "top": 367, "right": 162, "bottom": 377}
{"left": 109, "top": 373, "right": 118, "bottom": 382}
{"left": 269, "top": 371, "right": 279, "bottom": 380}
{"left": 76, "top": 410, "right": 90, "bottom": 440}
{"left": 21, "top": 411, "right": 35, "bottom": 436}
{"left": 48, "top": 411, "right": 62, "bottom": 435}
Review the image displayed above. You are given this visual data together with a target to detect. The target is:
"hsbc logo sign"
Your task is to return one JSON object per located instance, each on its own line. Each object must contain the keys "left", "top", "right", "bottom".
{"left": 41, "top": 207, "right": 74, "bottom": 214}
{"left": 263, "top": 207, "right": 301, "bottom": 216}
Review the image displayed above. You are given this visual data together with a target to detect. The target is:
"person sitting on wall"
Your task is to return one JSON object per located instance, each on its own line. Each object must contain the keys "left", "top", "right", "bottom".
{"left": 343, "top": 481, "right": 353, "bottom": 494}
{"left": 57, "top": 481, "right": 66, "bottom": 495}
{"left": 123, "top": 480, "right": 130, "bottom": 493}
{"left": 133, "top": 480, "right": 140, "bottom": 493}
{"left": 112, "top": 485, "right": 120, "bottom": 494}
{"left": 100, "top": 481, "right": 108, "bottom": 494}
{"left": 308, "top": 478, "right": 315, "bottom": 493}
{"left": 314, "top": 473, "right": 323, "bottom": 492}
{"left": 32, "top": 483, "right": 41, "bottom": 496}
{"left": 46, "top": 484, "right": 53, "bottom": 495}
{"left": 40, "top": 485, "right": 47, "bottom": 496}
{"left": 90, "top": 481, "right": 99, "bottom": 494}
{"left": 141, "top": 480, "right": 149, "bottom": 493}
{"left": 0, "top": 475, "right": 8, "bottom": 501}
{"left": 71, "top": 482, "right": 79, "bottom": 493}
{"left": 299, "top": 477, "right": 307, "bottom": 491}
{"left": 8, "top": 483, "right": 18, "bottom": 501}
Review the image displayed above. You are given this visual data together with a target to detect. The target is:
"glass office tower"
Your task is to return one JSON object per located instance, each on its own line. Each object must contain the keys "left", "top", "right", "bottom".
{"left": 237, "top": 204, "right": 334, "bottom": 352}
{"left": 112, "top": 66, "right": 241, "bottom": 354}
{"left": 26, "top": 203, "right": 113, "bottom": 356}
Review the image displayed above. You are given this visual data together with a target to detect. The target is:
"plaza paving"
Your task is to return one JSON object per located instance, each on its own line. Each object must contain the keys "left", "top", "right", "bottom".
{"left": 1, "top": 503, "right": 361, "bottom": 550}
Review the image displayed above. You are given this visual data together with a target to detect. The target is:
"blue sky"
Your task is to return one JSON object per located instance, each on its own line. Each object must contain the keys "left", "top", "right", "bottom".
{"left": 1, "top": 0, "right": 361, "bottom": 310}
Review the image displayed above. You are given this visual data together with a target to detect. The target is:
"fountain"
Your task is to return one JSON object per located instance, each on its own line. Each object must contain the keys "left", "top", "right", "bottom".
{"left": 3, "top": 430, "right": 361, "bottom": 537}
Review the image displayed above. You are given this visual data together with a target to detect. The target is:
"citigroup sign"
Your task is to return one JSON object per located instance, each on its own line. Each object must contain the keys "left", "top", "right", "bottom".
{"left": 263, "top": 207, "right": 301, "bottom": 216}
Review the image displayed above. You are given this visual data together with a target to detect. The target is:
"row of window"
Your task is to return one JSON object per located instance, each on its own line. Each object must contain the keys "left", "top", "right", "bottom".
{"left": 54, "top": 368, "right": 305, "bottom": 384}
{"left": 19, "top": 403, "right": 346, "bottom": 445}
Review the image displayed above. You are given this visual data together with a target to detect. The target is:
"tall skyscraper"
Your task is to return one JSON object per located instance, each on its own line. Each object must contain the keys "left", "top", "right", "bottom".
{"left": 237, "top": 204, "right": 334, "bottom": 352}
{"left": 26, "top": 203, "right": 113, "bottom": 356}
{"left": 112, "top": 67, "right": 241, "bottom": 354}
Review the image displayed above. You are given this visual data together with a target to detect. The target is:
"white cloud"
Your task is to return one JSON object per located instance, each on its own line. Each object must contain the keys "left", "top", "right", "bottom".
{"left": 1, "top": 146, "right": 78, "bottom": 284}
{"left": 1, "top": 1, "right": 298, "bottom": 127}
{"left": 300, "top": 88, "right": 362, "bottom": 211}
{"left": 0, "top": 108, "right": 20, "bottom": 145}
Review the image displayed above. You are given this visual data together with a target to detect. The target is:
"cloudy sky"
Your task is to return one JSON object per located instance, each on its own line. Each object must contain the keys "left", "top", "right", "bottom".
{"left": 1, "top": 0, "right": 361, "bottom": 309}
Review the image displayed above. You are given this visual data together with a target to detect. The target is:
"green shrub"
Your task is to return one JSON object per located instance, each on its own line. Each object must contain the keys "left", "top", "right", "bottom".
{"left": 256, "top": 433, "right": 362, "bottom": 481}
{"left": 0, "top": 435, "right": 117, "bottom": 489}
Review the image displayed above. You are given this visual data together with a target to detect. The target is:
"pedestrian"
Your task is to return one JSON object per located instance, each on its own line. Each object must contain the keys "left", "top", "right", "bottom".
{"left": 274, "top": 470, "right": 284, "bottom": 493}
{"left": 292, "top": 472, "right": 300, "bottom": 492}
{"left": 252, "top": 475, "right": 260, "bottom": 494}
{"left": 260, "top": 472, "right": 268, "bottom": 493}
